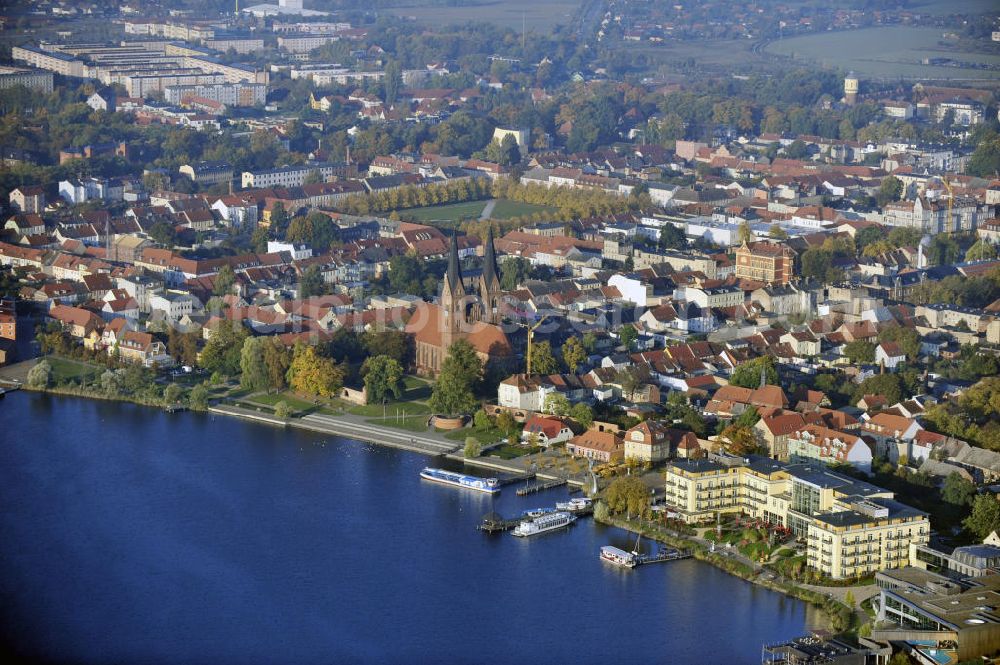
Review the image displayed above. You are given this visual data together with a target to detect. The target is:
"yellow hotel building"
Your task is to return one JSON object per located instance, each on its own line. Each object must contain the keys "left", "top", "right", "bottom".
{"left": 663, "top": 454, "right": 929, "bottom": 579}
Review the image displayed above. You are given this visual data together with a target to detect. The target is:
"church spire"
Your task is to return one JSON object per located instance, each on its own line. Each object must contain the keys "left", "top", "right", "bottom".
{"left": 444, "top": 230, "right": 465, "bottom": 296}
{"left": 482, "top": 225, "right": 499, "bottom": 289}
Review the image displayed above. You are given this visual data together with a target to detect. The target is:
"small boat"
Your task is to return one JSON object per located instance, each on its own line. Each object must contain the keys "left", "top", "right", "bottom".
{"left": 512, "top": 511, "right": 576, "bottom": 537}
{"left": 556, "top": 497, "right": 592, "bottom": 511}
{"left": 600, "top": 545, "right": 638, "bottom": 568}
{"left": 522, "top": 507, "right": 554, "bottom": 518}
{"left": 419, "top": 467, "right": 500, "bottom": 494}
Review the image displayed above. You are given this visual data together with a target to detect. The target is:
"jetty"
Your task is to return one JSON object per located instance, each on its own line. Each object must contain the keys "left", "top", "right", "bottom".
{"left": 636, "top": 548, "right": 692, "bottom": 566}
{"left": 478, "top": 512, "right": 522, "bottom": 533}
{"left": 516, "top": 478, "right": 567, "bottom": 496}
{"left": 497, "top": 471, "right": 535, "bottom": 486}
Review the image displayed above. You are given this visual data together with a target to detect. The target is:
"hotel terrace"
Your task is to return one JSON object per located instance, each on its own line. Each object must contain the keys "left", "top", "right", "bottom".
{"left": 663, "top": 454, "right": 929, "bottom": 579}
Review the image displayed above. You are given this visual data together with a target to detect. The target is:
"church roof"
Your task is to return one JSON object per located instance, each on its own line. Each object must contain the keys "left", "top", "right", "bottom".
{"left": 482, "top": 226, "right": 500, "bottom": 287}
{"left": 444, "top": 231, "right": 465, "bottom": 296}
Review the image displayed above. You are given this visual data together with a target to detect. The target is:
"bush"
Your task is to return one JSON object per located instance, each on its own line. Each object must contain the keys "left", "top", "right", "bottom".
{"left": 274, "top": 401, "right": 290, "bottom": 419}
{"left": 163, "top": 383, "right": 182, "bottom": 404}
{"left": 463, "top": 437, "right": 482, "bottom": 458}
{"left": 189, "top": 383, "right": 209, "bottom": 411}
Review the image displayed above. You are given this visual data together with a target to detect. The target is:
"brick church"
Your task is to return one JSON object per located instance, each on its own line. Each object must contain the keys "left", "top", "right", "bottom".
{"left": 407, "top": 229, "right": 513, "bottom": 376}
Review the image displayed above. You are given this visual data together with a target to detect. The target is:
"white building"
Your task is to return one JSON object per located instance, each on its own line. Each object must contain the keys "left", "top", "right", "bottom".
{"left": 149, "top": 291, "right": 198, "bottom": 320}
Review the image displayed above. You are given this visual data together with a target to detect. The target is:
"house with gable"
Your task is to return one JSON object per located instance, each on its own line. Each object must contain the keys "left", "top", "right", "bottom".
{"left": 521, "top": 415, "right": 574, "bottom": 446}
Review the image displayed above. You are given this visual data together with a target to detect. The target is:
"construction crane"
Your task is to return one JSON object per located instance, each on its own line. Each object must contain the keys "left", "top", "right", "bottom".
{"left": 525, "top": 315, "right": 549, "bottom": 376}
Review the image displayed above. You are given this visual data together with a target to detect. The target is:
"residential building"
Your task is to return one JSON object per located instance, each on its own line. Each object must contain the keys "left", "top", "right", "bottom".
{"left": 663, "top": 454, "right": 929, "bottom": 579}
{"left": 875, "top": 341, "right": 906, "bottom": 371}
{"left": 9, "top": 186, "right": 45, "bottom": 214}
{"left": 521, "top": 415, "right": 574, "bottom": 446}
{"left": 0, "top": 65, "right": 54, "bottom": 93}
{"left": 178, "top": 161, "right": 234, "bottom": 187}
{"left": 787, "top": 425, "right": 874, "bottom": 474}
{"left": 241, "top": 163, "right": 347, "bottom": 189}
{"left": 735, "top": 241, "right": 796, "bottom": 285}
{"left": 566, "top": 429, "right": 624, "bottom": 463}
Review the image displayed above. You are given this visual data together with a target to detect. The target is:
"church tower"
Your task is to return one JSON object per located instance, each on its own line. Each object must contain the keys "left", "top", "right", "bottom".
{"left": 440, "top": 232, "right": 467, "bottom": 349}
{"left": 479, "top": 226, "right": 501, "bottom": 324}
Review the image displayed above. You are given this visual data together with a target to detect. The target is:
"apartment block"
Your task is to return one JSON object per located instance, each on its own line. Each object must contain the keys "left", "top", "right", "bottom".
{"left": 663, "top": 454, "right": 929, "bottom": 579}
{"left": 735, "top": 241, "right": 795, "bottom": 285}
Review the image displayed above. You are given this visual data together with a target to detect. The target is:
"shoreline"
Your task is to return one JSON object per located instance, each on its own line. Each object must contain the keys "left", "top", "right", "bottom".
{"left": 13, "top": 388, "right": 851, "bottom": 633}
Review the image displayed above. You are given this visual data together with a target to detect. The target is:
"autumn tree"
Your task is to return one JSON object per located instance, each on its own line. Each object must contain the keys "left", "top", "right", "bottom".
{"left": 286, "top": 343, "right": 344, "bottom": 398}
{"left": 719, "top": 424, "right": 762, "bottom": 456}
{"left": 545, "top": 392, "right": 571, "bottom": 416}
{"left": 529, "top": 340, "right": 559, "bottom": 375}
{"left": 200, "top": 321, "right": 249, "bottom": 376}
{"left": 605, "top": 476, "right": 651, "bottom": 518}
{"left": 239, "top": 336, "right": 270, "bottom": 391}
{"left": 213, "top": 264, "right": 236, "bottom": 296}
{"left": 562, "top": 336, "right": 587, "bottom": 374}
{"left": 262, "top": 337, "right": 291, "bottom": 391}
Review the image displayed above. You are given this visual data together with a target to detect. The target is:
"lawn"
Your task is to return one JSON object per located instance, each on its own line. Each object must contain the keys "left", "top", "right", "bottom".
{"left": 349, "top": 400, "right": 432, "bottom": 417}
{"left": 398, "top": 199, "right": 559, "bottom": 224}
{"left": 487, "top": 443, "right": 542, "bottom": 460}
{"left": 47, "top": 357, "right": 101, "bottom": 383}
{"left": 445, "top": 424, "right": 506, "bottom": 445}
{"left": 247, "top": 391, "right": 318, "bottom": 413}
{"left": 489, "top": 199, "right": 558, "bottom": 219}
{"left": 399, "top": 200, "right": 488, "bottom": 223}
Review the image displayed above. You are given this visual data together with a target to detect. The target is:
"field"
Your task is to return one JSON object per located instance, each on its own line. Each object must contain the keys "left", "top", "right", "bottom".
{"left": 388, "top": 0, "right": 582, "bottom": 31}
{"left": 399, "top": 199, "right": 557, "bottom": 223}
{"left": 765, "top": 26, "right": 1000, "bottom": 80}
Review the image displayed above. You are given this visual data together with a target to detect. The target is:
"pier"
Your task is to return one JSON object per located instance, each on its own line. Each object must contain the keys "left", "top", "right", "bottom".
{"left": 516, "top": 478, "right": 567, "bottom": 496}
{"left": 478, "top": 512, "right": 522, "bottom": 533}
{"left": 636, "top": 548, "right": 692, "bottom": 566}
{"left": 497, "top": 471, "right": 535, "bottom": 486}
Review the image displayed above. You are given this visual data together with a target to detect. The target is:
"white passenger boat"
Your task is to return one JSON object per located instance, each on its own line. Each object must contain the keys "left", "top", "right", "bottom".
{"left": 512, "top": 511, "right": 576, "bottom": 537}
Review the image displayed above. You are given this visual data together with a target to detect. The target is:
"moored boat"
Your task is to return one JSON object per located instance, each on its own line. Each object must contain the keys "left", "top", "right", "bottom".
{"left": 555, "top": 497, "right": 592, "bottom": 511}
{"left": 600, "top": 545, "right": 638, "bottom": 568}
{"left": 512, "top": 511, "right": 576, "bottom": 537}
{"left": 419, "top": 467, "right": 500, "bottom": 494}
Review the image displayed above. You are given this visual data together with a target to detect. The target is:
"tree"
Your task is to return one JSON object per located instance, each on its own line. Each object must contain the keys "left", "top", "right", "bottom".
{"left": 200, "top": 321, "right": 249, "bottom": 376}
{"left": 529, "top": 340, "right": 559, "bottom": 375}
{"left": 428, "top": 340, "right": 482, "bottom": 416}
{"left": 582, "top": 332, "right": 598, "bottom": 354}
{"left": 733, "top": 406, "right": 760, "bottom": 429}
{"left": 855, "top": 374, "right": 906, "bottom": 408}
{"left": 942, "top": 472, "right": 976, "bottom": 507}
{"left": 363, "top": 355, "right": 405, "bottom": 404}
{"left": 274, "top": 401, "right": 290, "bottom": 419}
{"left": 262, "top": 337, "right": 291, "bottom": 391}
{"left": 463, "top": 437, "right": 482, "bottom": 458}
{"left": 768, "top": 224, "right": 788, "bottom": 240}
{"left": 855, "top": 225, "right": 885, "bottom": 251}
{"left": 658, "top": 223, "right": 687, "bottom": 250}
{"left": 213, "top": 264, "right": 236, "bottom": 296}
{"left": 545, "top": 392, "right": 571, "bottom": 416}
{"left": 800, "top": 248, "right": 833, "bottom": 280}
{"left": 286, "top": 343, "right": 344, "bottom": 398}
{"left": 888, "top": 227, "right": 922, "bottom": 248}
{"left": 383, "top": 59, "right": 401, "bottom": 105}
{"left": 239, "top": 336, "right": 270, "bottom": 391}
{"left": 616, "top": 364, "right": 649, "bottom": 401}
{"left": 562, "top": 336, "right": 587, "bottom": 373}
{"left": 473, "top": 409, "right": 493, "bottom": 431}
{"left": 26, "top": 360, "right": 52, "bottom": 388}
{"left": 485, "top": 134, "right": 521, "bottom": 167}
{"left": 605, "top": 476, "right": 651, "bottom": 518}
{"left": 965, "top": 495, "right": 1000, "bottom": 540}
{"left": 251, "top": 226, "right": 270, "bottom": 254}
{"left": 500, "top": 257, "right": 530, "bottom": 291}
{"left": 269, "top": 202, "right": 290, "bottom": 236}
{"left": 875, "top": 175, "right": 903, "bottom": 208}
{"left": 298, "top": 264, "right": 327, "bottom": 298}
{"left": 148, "top": 221, "right": 177, "bottom": 247}
{"left": 737, "top": 220, "right": 754, "bottom": 245}
{"left": 729, "top": 356, "right": 778, "bottom": 388}
{"left": 927, "top": 235, "right": 959, "bottom": 266}
{"left": 966, "top": 130, "right": 1000, "bottom": 178}
{"left": 496, "top": 410, "right": 518, "bottom": 441}
{"left": 843, "top": 340, "right": 876, "bottom": 364}
{"left": 619, "top": 323, "right": 638, "bottom": 349}
{"left": 878, "top": 326, "right": 920, "bottom": 361}
{"left": 966, "top": 239, "right": 997, "bottom": 262}
{"left": 189, "top": 383, "right": 209, "bottom": 411}
{"left": 571, "top": 402, "right": 593, "bottom": 429}
{"left": 719, "top": 424, "right": 761, "bottom": 456}
{"left": 163, "top": 383, "right": 182, "bottom": 404}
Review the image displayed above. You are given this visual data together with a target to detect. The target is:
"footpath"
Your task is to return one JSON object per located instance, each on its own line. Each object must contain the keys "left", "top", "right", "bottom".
{"left": 209, "top": 403, "right": 461, "bottom": 456}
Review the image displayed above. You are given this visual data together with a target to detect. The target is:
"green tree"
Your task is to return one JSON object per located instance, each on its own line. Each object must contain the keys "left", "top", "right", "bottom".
{"left": 800, "top": 248, "right": 832, "bottom": 280}
{"left": 499, "top": 256, "right": 530, "bottom": 291}
{"left": 737, "top": 220, "right": 754, "bottom": 245}
{"left": 927, "top": 235, "right": 959, "bottom": 266}
{"left": 189, "top": 383, "right": 209, "bottom": 411}
{"left": 966, "top": 239, "right": 997, "bottom": 262}
{"left": 383, "top": 59, "right": 401, "bottom": 105}
{"left": 966, "top": 130, "right": 1000, "bottom": 178}
{"left": 855, "top": 225, "right": 885, "bottom": 251}
{"left": 298, "top": 265, "right": 327, "bottom": 298}
{"left": 463, "top": 436, "right": 482, "bottom": 458}
{"left": 530, "top": 340, "right": 559, "bottom": 375}
{"left": 942, "top": 472, "right": 976, "bottom": 507}
{"left": 733, "top": 406, "right": 760, "bottom": 429}
{"left": 26, "top": 360, "right": 52, "bottom": 388}
{"left": 473, "top": 409, "right": 493, "bottom": 431}
{"left": 875, "top": 175, "right": 903, "bottom": 208}
{"left": 239, "top": 336, "right": 270, "bottom": 391}
{"left": 496, "top": 410, "right": 519, "bottom": 441}
{"left": 888, "top": 227, "right": 922, "bottom": 247}
{"left": 768, "top": 224, "right": 788, "bottom": 240}
{"left": 262, "top": 337, "right": 291, "bottom": 391}
{"left": 200, "top": 321, "right": 249, "bottom": 376}
{"left": 605, "top": 476, "right": 651, "bottom": 518}
{"left": 619, "top": 324, "right": 638, "bottom": 350}
{"left": 729, "top": 356, "right": 778, "bottom": 388}
{"left": 562, "top": 336, "right": 587, "bottom": 373}
{"left": 163, "top": 383, "right": 182, "bottom": 404}
{"left": 274, "top": 400, "right": 291, "bottom": 419}
{"left": 545, "top": 392, "right": 571, "bottom": 416}
{"left": 571, "top": 402, "right": 593, "bottom": 429}
{"left": 251, "top": 226, "right": 270, "bottom": 254}
{"left": 878, "top": 326, "right": 920, "bottom": 361}
{"left": 658, "top": 223, "right": 688, "bottom": 250}
{"left": 363, "top": 355, "right": 405, "bottom": 404}
{"left": 213, "top": 264, "right": 236, "bottom": 296}
{"left": 719, "top": 424, "right": 761, "bottom": 456}
{"left": 429, "top": 340, "right": 482, "bottom": 416}
{"left": 965, "top": 495, "right": 1000, "bottom": 540}
{"left": 843, "top": 340, "right": 876, "bottom": 364}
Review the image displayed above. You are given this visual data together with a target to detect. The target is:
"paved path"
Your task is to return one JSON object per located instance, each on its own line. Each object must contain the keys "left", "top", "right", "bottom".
{"left": 0, "top": 358, "right": 37, "bottom": 385}
{"left": 479, "top": 199, "right": 497, "bottom": 220}
{"left": 210, "top": 403, "right": 460, "bottom": 456}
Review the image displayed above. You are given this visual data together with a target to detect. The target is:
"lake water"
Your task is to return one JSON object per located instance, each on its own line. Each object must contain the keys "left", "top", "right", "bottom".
{"left": 0, "top": 392, "right": 812, "bottom": 664}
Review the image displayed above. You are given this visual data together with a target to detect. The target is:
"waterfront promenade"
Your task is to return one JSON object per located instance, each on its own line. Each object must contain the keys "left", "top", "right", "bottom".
{"left": 209, "top": 403, "right": 461, "bottom": 456}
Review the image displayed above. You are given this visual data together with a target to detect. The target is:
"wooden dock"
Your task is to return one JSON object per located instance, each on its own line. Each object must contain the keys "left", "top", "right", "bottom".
{"left": 516, "top": 478, "right": 567, "bottom": 496}
{"left": 478, "top": 512, "right": 522, "bottom": 533}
